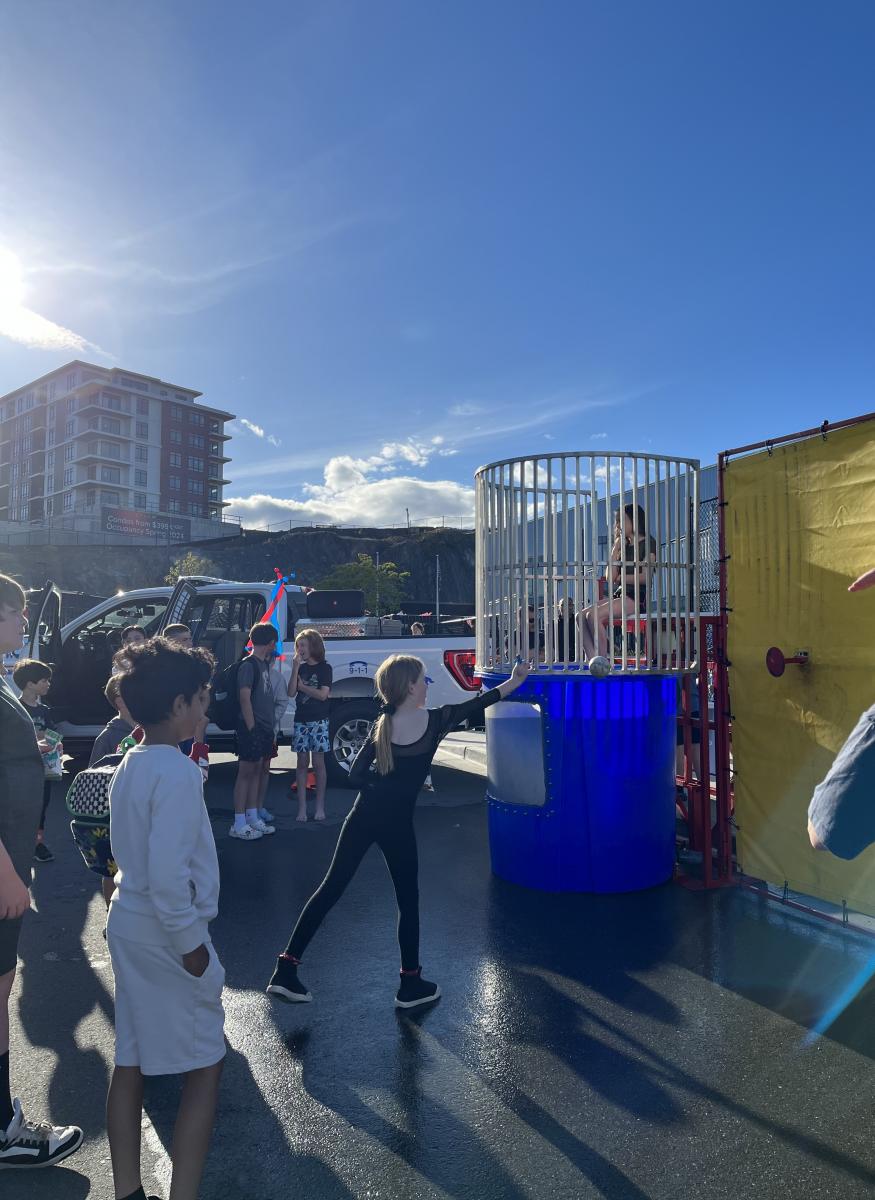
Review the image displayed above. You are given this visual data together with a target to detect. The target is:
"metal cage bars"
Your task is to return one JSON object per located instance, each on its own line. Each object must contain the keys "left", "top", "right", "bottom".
{"left": 475, "top": 451, "right": 701, "bottom": 675}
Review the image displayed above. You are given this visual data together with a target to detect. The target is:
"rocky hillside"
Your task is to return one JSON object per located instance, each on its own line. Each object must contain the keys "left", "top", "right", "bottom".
{"left": 1, "top": 527, "right": 475, "bottom": 605}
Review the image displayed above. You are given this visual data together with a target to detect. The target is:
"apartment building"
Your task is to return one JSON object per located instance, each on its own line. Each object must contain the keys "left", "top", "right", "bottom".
{"left": 0, "top": 361, "right": 234, "bottom": 537}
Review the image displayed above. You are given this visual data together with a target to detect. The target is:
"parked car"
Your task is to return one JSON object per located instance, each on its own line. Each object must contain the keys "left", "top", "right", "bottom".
{"left": 25, "top": 577, "right": 480, "bottom": 784}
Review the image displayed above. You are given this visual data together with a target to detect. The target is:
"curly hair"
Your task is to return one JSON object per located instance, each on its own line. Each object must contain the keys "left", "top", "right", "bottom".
{"left": 117, "top": 637, "right": 215, "bottom": 726}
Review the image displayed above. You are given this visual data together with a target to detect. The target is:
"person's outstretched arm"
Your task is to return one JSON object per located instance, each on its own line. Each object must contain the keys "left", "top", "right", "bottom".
{"left": 849, "top": 568, "right": 875, "bottom": 593}
{"left": 437, "top": 660, "right": 530, "bottom": 739}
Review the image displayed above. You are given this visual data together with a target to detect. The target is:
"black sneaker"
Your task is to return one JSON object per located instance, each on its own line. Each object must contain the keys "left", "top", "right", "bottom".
{"left": 395, "top": 967, "right": 441, "bottom": 1010}
{"left": 266, "top": 956, "right": 312, "bottom": 1003}
{"left": 0, "top": 1099, "right": 83, "bottom": 1169}
{"left": 33, "top": 843, "right": 54, "bottom": 863}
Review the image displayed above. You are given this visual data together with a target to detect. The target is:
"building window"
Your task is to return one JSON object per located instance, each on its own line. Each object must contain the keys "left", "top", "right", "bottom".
{"left": 86, "top": 489, "right": 96, "bottom": 507}
{"left": 101, "top": 417, "right": 121, "bottom": 434}
{"left": 168, "top": 499, "right": 181, "bottom": 514}
{"left": 136, "top": 396, "right": 149, "bottom": 415}
{"left": 103, "top": 393, "right": 128, "bottom": 413}
{"left": 134, "top": 492, "right": 147, "bottom": 509}
{"left": 134, "top": 469, "right": 147, "bottom": 486}
{"left": 63, "top": 491, "right": 74, "bottom": 512}
{"left": 45, "top": 497, "right": 54, "bottom": 517}
{"left": 48, "top": 382, "right": 57, "bottom": 400}
{"left": 188, "top": 411, "right": 206, "bottom": 427}
{"left": 209, "top": 486, "right": 220, "bottom": 502}
{"left": 208, "top": 441, "right": 220, "bottom": 457}
{"left": 101, "top": 490, "right": 120, "bottom": 506}
{"left": 135, "top": 444, "right": 148, "bottom": 463}
{"left": 169, "top": 475, "right": 181, "bottom": 491}
{"left": 66, "top": 396, "right": 76, "bottom": 414}
{"left": 45, "top": 451, "right": 55, "bottom": 471}
{"left": 47, "top": 429, "right": 55, "bottom": 448}
{"left": 168, "top": 451, "right": 182, "bottom": 467}
{"left": 135, "top": 421, "right": 149, "bottom": 439}
{"left": 64, "top": 445, "right": 75, "bottom": 462}
{"left": 100, "top": 467, "right": 121, "bottom": 484}
{"left": 170, "top": 429, "right": 182, "bottom": 444}
{"left": 170, "top": 405, "right": 183, "bottom": 421}
{"left": 189, "top": 433, "right": 205, "bottom": 449}
{"left": 175, "top": 393, "right": 189, "bottom": 403}
{"left": 187, "top": 456, "right": 203, "bottom": 472}
{"left": 209, "top": 508, "right": 220, "bottom": 520}
{"left": 66, "top": 373, "right": 77, "bottom": 392}
{"left": 63, "top": 467, "right": 74, "bottom": 486}
{"left": 25, "top": 392, "right": 34, "bottom": 410}
{"left": 189, "top": 502, "right": 204, "bottom": 517}
{"left": 187, "top": 479, "right": 204, "bottom": 495}
{"left": 65, "top": 420, "right": 75, "bottom": 438}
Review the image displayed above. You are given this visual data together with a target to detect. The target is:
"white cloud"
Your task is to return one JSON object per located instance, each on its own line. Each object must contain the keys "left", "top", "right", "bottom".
{"left": 0, "top": 246, "right": 106, "bottom": 354}
{"left": 590, "top": 432, "right": 609, "bottom": 440}
{"left": 448, "top": 403, "right": 484, "bottom": 417}
{"left": 238, "top": 417, "right": 281, "bottom": 447}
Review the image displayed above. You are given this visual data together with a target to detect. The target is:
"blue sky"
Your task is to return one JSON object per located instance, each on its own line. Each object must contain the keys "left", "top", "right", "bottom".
{"left": 1, "top": 1, "right": 874, "bottom": 527}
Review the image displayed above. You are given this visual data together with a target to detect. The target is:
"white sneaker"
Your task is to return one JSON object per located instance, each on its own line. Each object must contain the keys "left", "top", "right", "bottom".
{"left": 229, "top": 824, "right": 263, "bottom": 841}
{"left": 0, "top": 1098, "right": 83, "bottom": 1169}
{"left": 247, "top": 817, "right": 276, "bottom": 836}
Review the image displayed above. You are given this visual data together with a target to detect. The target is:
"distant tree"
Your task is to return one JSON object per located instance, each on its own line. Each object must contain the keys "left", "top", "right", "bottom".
{"left": 165, "top": 551, "right": 218, "bottom": 585}
{"left": 315, "top": 554, "right": 409, "bottom": 615}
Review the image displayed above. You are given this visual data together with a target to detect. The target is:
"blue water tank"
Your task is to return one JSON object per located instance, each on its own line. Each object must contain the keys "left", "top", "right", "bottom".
{"left": 482, "top": 672, "right": 677, "bottom": 893}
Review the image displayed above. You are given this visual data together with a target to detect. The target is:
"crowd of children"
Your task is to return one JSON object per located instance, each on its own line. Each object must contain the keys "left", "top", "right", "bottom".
{"left": 0, "top": 567, "right": 531, "bottom": 1195}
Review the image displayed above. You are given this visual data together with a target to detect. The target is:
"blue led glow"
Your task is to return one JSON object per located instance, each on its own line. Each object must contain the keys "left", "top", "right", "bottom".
{"left": 483, "top": 672, "right": 678, "bottom": 894}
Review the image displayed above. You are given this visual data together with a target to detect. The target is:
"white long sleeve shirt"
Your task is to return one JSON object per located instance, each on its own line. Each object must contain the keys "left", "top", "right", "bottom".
{"left": 108, "top": 745, "right": 219, "bottom": 955}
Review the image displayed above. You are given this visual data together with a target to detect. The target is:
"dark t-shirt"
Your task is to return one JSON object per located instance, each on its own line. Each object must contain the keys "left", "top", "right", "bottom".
{"left": 0, "top": 678, "right": 44, "bottom": 884}
{"left": 237, "top": 656, "right": 275, "bottom": 731}
{"left": 20, "top": 699, "right": 53, "bottom": 733}
{"left": 295, "top": 660, "right": 333, "bottom": 723}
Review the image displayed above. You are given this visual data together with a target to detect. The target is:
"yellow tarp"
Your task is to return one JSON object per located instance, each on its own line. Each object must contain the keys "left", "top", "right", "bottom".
{"left": 726, "top": 419, "right": 875, "bottom": 913}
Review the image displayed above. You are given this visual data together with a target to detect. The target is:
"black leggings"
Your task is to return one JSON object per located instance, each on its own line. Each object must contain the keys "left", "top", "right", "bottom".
{"left": 285, "top": 808, "right": 420, "bottom": 971}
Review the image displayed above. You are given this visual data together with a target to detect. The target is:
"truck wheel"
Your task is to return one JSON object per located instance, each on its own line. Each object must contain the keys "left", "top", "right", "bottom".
{"left": 327, "top": 700, "right": 378, "bottom": 786}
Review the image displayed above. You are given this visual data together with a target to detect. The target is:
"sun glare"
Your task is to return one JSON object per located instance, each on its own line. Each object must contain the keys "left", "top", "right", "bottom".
{"left": 0, "top": 244, "right": 91, "bottom": 352}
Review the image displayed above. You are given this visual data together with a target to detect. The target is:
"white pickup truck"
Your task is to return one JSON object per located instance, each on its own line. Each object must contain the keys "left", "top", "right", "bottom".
{"left": 24, "top": 576, "right": 479, "bottom": 784}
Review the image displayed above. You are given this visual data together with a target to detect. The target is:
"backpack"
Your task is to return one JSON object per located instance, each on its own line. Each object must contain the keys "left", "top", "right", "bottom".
{"left": 208, "top": 657, "right": 247, "bottom": 729}
{"left": 65, "top": 753, "right": 125, "bottom": 821}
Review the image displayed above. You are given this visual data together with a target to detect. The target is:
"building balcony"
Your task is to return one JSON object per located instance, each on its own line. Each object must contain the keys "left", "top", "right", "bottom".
{"left": 76, "top": 443, "right": 131, "bottom": 465}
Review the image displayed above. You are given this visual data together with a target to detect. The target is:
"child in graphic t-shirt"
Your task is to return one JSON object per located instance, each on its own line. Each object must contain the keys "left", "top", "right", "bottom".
{"left": 11, "top": 659, "right": 60, "bottom": 864}
{"left": 288, "top": 629, "right": 332, "bottom": 822}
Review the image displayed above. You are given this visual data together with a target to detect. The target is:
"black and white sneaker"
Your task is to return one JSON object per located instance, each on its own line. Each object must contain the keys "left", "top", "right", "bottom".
{"left": 0, "top": 1099, "right": 83, "bottom": 1169}
{"left": 266, "top": 956, "right": 312, "bottom": 1003}
{"left": 395, "top": 967, "right": 441, "bottom": 1010}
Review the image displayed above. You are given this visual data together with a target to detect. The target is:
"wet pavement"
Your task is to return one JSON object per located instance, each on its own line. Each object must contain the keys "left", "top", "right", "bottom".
{"left": 9, "top": 750, "right": 875, "bottom": 1199}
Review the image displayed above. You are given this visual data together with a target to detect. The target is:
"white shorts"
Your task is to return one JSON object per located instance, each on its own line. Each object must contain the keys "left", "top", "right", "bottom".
{"left": 108, "top": 931, "right": 226, "bottom": 1075}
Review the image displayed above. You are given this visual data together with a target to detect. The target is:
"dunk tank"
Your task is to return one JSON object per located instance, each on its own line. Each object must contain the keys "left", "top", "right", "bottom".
{"left": 475, "top": 451, "right": 700, "bottom": 892}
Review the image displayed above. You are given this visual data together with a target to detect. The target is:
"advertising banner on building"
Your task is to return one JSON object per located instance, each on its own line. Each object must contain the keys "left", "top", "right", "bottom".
{"left": 101, "top": 507, "right": 191, "bottom": 543}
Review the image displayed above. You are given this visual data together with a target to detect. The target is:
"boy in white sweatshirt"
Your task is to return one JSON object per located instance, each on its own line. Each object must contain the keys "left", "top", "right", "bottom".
{"left": 106, "top": 637, "right": 224, "bottom": 1200}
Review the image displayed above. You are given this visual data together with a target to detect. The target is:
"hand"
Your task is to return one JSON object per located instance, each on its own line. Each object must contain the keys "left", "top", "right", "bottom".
{"left": 0, "top": 869, "right": 30, "bottom": 920}
{"left": 292, "top": 649, "right": 305, "bottom": 666}
{"left": 37, "top": 738, "right": 51, "bottom": 753}
{"left": 182, "top": 943, "right": 210, "bottom": 978}
{"left": 849, "top": 568, "right": 875, "bottom": 593}
{"left": 511, "top": 659, "right": 531, "bottom": 684}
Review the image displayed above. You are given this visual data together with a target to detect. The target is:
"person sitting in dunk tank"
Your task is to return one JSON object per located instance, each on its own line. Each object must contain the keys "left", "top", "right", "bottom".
{"left": 580, "top": 503, "right": 657, "bottom": 662}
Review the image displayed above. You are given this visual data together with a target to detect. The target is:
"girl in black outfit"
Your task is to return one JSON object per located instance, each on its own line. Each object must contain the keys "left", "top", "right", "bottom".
{"left": 580, "top": 503, "right": 657, "bottom": 661}
{"left": 267, "top": 653, "right": 530, "bottom": 1010}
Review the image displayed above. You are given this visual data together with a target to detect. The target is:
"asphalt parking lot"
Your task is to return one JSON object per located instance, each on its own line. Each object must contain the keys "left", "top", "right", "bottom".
{"left": 10, "top": 749, "right": 875, "bottom": 1199}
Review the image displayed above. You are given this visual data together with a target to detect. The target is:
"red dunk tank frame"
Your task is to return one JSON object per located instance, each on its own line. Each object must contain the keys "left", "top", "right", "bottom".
{"left": 678, "top": 412, "right": 875, "bottom": 894}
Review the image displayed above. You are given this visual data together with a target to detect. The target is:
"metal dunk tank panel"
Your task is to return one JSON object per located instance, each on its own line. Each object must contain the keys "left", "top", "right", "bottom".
{"left": 725, "top": 419, "right": 875, "bottom": 913}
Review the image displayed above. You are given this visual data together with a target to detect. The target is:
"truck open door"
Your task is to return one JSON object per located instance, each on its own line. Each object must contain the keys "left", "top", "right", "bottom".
{"left": 27, "top": 581, "right": 62, "bottom": 667}
{"left": 155, "top": 578, "right": 200, "bottom": 635}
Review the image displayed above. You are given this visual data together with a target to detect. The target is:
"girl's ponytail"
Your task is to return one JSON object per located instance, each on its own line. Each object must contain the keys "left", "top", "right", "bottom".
{"left": 372, "top": 656, "right": 426, "bottom": 775}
